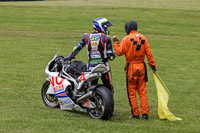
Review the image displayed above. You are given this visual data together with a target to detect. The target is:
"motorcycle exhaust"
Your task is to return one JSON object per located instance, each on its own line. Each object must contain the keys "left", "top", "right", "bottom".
{"left": 77, "top": 91, "right": 94, "bottom": 103}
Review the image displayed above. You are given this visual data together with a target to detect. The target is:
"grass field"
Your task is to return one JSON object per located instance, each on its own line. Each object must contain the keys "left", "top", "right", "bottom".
{"left": 0, "top": 0, "right": 200, "bottom": 133}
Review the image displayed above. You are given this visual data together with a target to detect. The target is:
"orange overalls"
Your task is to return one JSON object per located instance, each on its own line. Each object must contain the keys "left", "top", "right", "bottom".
{"left": 113, "top": 30, "right": 156, "bottom": 116}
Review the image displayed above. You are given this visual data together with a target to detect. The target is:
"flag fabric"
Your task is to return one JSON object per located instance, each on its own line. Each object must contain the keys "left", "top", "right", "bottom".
{"left": 153, "top": 72, "right": 182, "bottom": 121}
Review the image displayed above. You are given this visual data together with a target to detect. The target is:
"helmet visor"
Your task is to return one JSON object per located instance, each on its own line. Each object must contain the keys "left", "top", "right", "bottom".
{"left": 103, "top": 20, "right": 113, "bottom": 27}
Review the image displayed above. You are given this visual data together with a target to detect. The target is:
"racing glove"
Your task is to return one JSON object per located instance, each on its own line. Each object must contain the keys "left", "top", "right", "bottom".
{"left": 64, "top": 56, "right": 72, "bottom": 61}
{"left": 110, "top": 53, "right": 116, "bottom": 61}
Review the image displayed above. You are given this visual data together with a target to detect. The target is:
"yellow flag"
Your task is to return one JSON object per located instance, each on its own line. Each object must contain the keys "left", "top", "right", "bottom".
{"left": 153, "top": 73, "right": 182, "bottom": 121}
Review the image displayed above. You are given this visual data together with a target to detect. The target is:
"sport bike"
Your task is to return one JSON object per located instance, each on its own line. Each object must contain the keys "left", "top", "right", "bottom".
{"left": 41, "top": 54, "right": 114, "bottom": 120}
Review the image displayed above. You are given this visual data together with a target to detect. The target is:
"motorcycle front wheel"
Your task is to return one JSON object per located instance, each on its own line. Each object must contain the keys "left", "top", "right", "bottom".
{"left": 41, "top": 80, "right": 59, "bottom": 108}
{"left": 87, "top": 86, "right": 114, "bottom": 120}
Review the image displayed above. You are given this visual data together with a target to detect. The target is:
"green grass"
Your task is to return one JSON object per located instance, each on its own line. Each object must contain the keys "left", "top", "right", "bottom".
{"left": 0, "top": 0, "right": 200, "bottom": 132}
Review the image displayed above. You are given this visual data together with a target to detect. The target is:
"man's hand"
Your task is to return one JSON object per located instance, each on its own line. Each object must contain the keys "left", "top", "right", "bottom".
{"left": 147, "top": 62, "right": 156, "bottom": 73}
{"left": 112, "top": 35, "right": 119, "bottom": 42}
{"left": 152, "top": 66, "right": 156, "bottom": 73}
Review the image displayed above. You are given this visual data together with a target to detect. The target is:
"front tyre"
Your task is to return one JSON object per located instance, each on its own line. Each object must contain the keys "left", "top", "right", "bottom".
{"left": 41, "top": 80, "right": 59, "bottom": 108}
{"left": 87, "top": 86, "right": 114, "bottom": 120}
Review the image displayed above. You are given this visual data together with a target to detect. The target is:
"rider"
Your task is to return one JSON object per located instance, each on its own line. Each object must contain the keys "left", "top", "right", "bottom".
{"left": 65, "top": 17, "right": 116, "bottom": 95}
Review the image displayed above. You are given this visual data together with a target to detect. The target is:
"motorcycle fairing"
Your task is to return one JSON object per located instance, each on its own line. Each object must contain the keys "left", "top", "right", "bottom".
{"left": 46, "top": 77, "right": 71, "bottom": 95}
{"left": 58, "top": 96, "right": 85, "bottom": 112}
{"left": 48, "top": 76, "right": 85, "bottom": 112}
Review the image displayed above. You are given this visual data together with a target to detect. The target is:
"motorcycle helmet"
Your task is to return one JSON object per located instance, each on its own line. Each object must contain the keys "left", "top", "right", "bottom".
{"left": 125, "top": 20, "right": 137, "bottom": 35}
{"left": 93, "top": 18, "right": 113, "bottom": 35}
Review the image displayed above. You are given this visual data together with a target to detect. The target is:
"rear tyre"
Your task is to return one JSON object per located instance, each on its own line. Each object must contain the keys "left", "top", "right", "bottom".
{"left": 87, "top": 86, "right": 114, "bottom": 120}
{"left": 41, "top": 80, "right": 59, "bottom": 108}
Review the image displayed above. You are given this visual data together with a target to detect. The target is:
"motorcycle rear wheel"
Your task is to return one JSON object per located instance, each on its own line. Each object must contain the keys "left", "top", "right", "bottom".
{"left": 41, "top": 80, "right": 59, "bottom": 108}
{"left": 87, "top": 86, "right": 114, "bottom": 120}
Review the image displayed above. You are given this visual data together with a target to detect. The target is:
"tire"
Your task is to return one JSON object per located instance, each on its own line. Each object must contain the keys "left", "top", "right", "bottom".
{"left": 41, "top": 80, "right": 59, "bottom": 108}
{"left": 87, "top": 86, "right": 114, "bottom": 120}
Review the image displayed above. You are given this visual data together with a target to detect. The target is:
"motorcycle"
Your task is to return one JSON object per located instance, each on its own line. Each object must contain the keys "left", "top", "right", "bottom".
{"left": 41, "top": 53, "right": 114, "bottom": 120}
